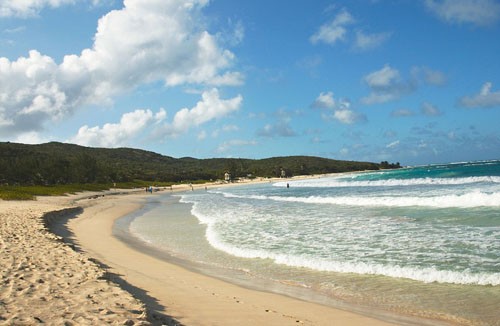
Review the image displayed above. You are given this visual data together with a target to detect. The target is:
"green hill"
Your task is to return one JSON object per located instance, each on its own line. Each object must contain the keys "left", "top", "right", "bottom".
{"left": 0, "top": 141, "right": 393, "bottom": 186}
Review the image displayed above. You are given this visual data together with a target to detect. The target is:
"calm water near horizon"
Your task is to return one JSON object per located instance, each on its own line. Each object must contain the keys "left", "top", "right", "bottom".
{"left": 123, "top": 160, "right": 500, "bottom": 325}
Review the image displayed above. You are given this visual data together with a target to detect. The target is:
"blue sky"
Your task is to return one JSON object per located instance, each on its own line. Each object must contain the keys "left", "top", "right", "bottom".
{"left": 1, "top": 0, "right": 500, "bottom": 165}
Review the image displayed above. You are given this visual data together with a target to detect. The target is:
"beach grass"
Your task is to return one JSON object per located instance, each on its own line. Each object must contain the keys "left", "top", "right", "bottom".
{"left": 0, "top": 181, "right": 175, "bottom": 200}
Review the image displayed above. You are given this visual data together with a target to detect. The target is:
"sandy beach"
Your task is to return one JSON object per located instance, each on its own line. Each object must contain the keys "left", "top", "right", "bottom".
{"left": 1, "top": 186, "right": 408, "bottom": 325}
{"left": 0, "top": 192, "right": 149, "bottom": 325}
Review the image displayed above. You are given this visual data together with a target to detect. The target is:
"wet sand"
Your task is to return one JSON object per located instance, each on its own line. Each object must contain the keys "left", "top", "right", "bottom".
{"left": 1, "top": 184, "right": 412, "bottom": 325}
{"left": 67, "top": 190, "right": 402, "bottom": 325}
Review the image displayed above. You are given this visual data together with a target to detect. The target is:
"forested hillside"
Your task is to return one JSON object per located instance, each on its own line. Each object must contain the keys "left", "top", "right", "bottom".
{"left": 0, "top": 142, "right": 393, "bottom": 185}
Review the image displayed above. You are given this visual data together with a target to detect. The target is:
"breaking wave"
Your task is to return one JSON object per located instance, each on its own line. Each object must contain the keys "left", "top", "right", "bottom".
{"left": 216, "top": 190, "right": 500, "bottom": 208}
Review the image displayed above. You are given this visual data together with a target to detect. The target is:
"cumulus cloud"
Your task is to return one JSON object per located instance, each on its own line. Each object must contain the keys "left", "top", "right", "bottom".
{"left": 70, "top": 108, "right": 165, "bottom": 147}
{"left": 312, "top": 91, "right": 336, "bottom": 109}
{"left": 310, "top": 8, "right": 355, "bottom": 45}
{"left": 0, "top": 0, "right": 242, "bottom": 139}
{"left": 0, "top": 51, "right": 70, "bottom": 136}
{"left": 157, "top": 88, "right": 242, "bottom": 137}
{"left": 312, "top": 91, "right": 365, "bottom": 124}
{"left": 354, "top": 30, "right": 391, "bottom": 51}
{"left": 71, "top": 88, "right": 241, "bottom": 146}
{"left": 333, "top": 109, "right": 365, "bottom": 124}
{"left": 425, "top": 0, "right": 500, "bottom": 26}
{"left": 14, "top": 131, "right": 49, "bottom": 144}
{"left": 459, "top": 82, "right": 500, "bottom": 108}
{"left": 311, "top": 7, "right": 390, "bottom": 51}
{"left": 361, "top": 65, "right": 418, "bottom": 104}
{"left": 361, "top": 65, "right": 447, "bottom": 105}
{"left": 364, "top": 65, "right": 401, "bottom": 89}
{"left": 69, "top": 89, "right": 242, "bottom": 147}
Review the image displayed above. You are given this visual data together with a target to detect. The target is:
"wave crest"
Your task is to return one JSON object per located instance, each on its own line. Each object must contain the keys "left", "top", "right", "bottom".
{"left": 217, "top": 190, "right": 500, "bottom": 208}
{"left": 202, "top": 226, "right": 500, "bottom": 285}
{"left": 275, "top": 176, "right": 500, "bottom": 188}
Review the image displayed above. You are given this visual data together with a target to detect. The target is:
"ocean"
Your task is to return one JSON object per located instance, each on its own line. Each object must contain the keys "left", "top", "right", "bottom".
{"left": 124, "top": 160, "right": 500, "bottom": 325}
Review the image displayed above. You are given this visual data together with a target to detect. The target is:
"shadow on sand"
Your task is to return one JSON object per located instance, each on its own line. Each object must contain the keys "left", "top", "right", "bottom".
{"left": 44, "top": 205, "right": 183, "bottom": 326}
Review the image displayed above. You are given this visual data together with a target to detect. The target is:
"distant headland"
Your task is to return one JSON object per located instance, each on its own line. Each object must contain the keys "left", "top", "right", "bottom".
{"left": 0, "top": 141, "right": 400, "bottom": 187}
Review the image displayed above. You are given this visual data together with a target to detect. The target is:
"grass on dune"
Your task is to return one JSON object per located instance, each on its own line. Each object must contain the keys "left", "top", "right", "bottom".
{"left": 0, "top": 181, "right": 175, "bottom": 201}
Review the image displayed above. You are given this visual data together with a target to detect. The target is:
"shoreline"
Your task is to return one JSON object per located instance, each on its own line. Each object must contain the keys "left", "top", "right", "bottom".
{"left": 66, "top": 190, "right": 404, "bottom": 325}
{"left": 116, "top": 194, "right": 445, "bottom": 326}
{"left": 65, "top": 185, "right": 438, "bottom": 325}
{"left": 1, "top": 175, "right": 443, "bottom": 325}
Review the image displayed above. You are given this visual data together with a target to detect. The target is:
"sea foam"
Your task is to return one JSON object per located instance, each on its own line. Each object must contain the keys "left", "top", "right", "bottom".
{"left": 216, "top": 190, "right": 500, "bottom": 208}
{"left": 199, "top": 220, "right": 500, "bottom": 285}
{"left": 177, "top": 161, "right": 500, "bottom": 287}
{"left": 275, "top": 176, "right": 500, "bottom": 188}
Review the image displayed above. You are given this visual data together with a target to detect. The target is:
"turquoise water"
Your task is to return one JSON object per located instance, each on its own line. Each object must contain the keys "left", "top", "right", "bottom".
{"left": 128, "top": 160, "right": 500, "bottom": 325}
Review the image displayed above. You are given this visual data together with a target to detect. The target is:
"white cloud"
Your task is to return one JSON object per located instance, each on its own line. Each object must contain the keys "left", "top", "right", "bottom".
{"left": 222, "top": 124, "right": 239, "bottom": 132}
{"left": 216, "top": 139, "right": 257, "bottom": 153}
{"left": 220, "top": 19, "right": 245, "bottom": 47}
{"left": 160, "top": 88, "right": 242, "bottom": 136}
{"left": 333, "top": 109, "right": 364, "bottom": 124}
{"left": 339, "top": 148, "right": 350, "bottom": 156}
{"left": 361, "top": 65, "right": 416, "bottom": 104}
{"left": 311, "top": 7, "right": 390, "bottom": 51}
{"left": 14, "top": 131, "right": 48, "bottom": 144}
{"left": 312, "top": 91, "right": 336, "bottom": 109}
{"left": 459, "top": 82, "right": 500, "bottom": 108}
{"left": 0, "top": 0, "right": 109, "bottom": 17}
{"left": 74, "top": 89, "right": 242, "bottom": 147}
{"left": 70, "top": 108, "right": 164, "bottom": 147}
{"left": 256, "top": 122, "right": 296, "bottom": 138}
{"left": 354, "top": 30, "right": 391, "bottom": 51}
{"left": 425, "top": 0, "right": 500, "bottom": 26}
{"left": 310, "top": 8, "right": 354, "bottom": 45}
{"left": 391, "top": 108, "right": 415, "bottom": 117}
{"left": 154, "top": 108, "right": 167, "bottom": 122}
{"left": 0, "top": 0, "right": 242, "bottom": 139}
{"left": 3, "top": 26, "right": 26, "bottom": 33}
{"left": 197, "top": 130, "right": 207, "bottom": 140}
{"left": 256, "top": 109, "right": 298, "bottom": 137}
{"left": 421, "top": 102, "right": 442, "bottom": 116}
{"left": 406, "top": 66, "right": 446, "bottom": 86}
{"left": 0, "top": 0, "right": 76, "bottom": 17}
{"left": 0, "top": 109, "right": 13, "bottom": 126}
{"left": 412, "top": 66, "right": 447, "bottom": 86}
{"left": 312, "top": 91, "right": 365, "bottom": 124}
{"left": 361, "top": 65, "right": 446, "bottom": 105}
{"left": 0, "top": 50, "right": 72, "bottom": 136}
{"left": 386, "top": 140, "right": 400, "bottom": 149}
{"left": 364, "top": 64, "right": 400, "bottom": 89}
